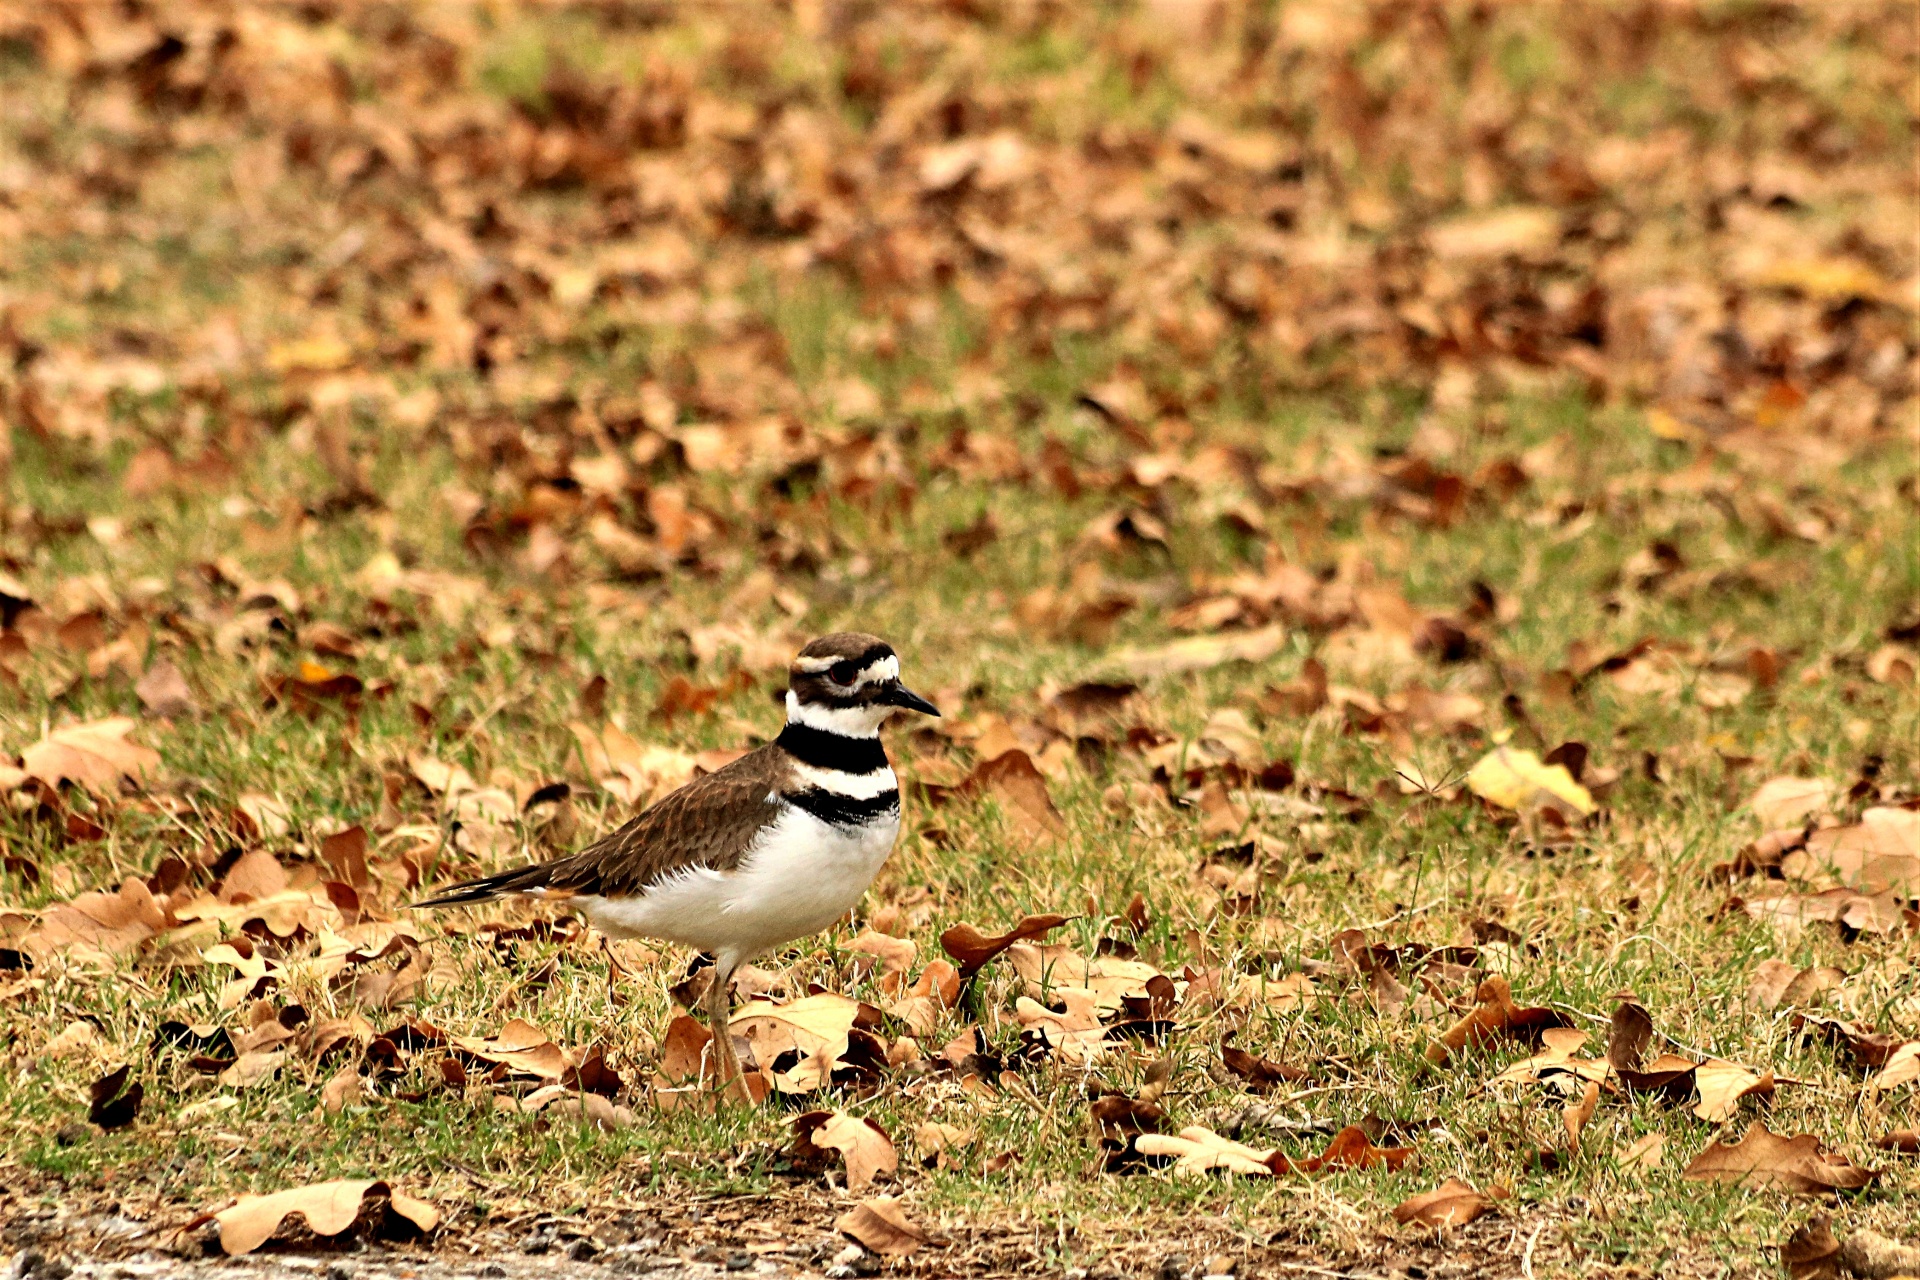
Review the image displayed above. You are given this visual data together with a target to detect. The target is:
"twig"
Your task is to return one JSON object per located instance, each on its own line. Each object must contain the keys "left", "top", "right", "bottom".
{"left": 1521, "top": 1222, "right": 1545, "bottom": 1278}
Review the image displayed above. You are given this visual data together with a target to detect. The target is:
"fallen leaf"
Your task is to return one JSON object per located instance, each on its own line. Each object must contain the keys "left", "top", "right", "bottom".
{"left": 1562, "top": 1079, "right": 1600, "bottom": 1149}
{"left": 1617, "top": 1132, "right": 1666, "bottom": 1170}
{"left": 135, "top": 660, "right": 196, "bottom": 718}
{"left": 1107, "top": 624, "right": 1288, "bottom": 678}
{"left": 1426, "top": 976, "right": 1570, "bottom": 1065}
{"left": 1465, "top": 746, "right": 1594, "bottom": 816}
{"left": 835, "top": 1198, "right": 940, "bottom": 1256}
{"left": 1135, "top": 1125, "right": 1277, "bottom": 1177}
{"left": 1749, "top": 777, "right": 1834, "bottom": 829}
{"left": 1874, "top": 1129, "right": 1919, "bottom": 1153}
{"left": 1221, "top": 1041, "right": 1312, "bottom": 1091}
{"left": 847, "top": 929, "right": 917, "bottom": 992}
{"left": 1869, "top": 1041, "right": 1920, "bottom": 1091}
{"left": 1607, "top": 1001, "right": 1654, "bottom": 1071}
{"left": 1783, "top": 808, "right": 1920, "bottom": 895}
{"left": 1269, "top": 1125, "right": 1415, "bottom": 1175}
{"left": 219, "top": 1050, "right": 287, "bottom": 1089}
{"left": 655, "top": 1014, "right": 712, "bottom": 1086}
{"left": 939, "top": 913, "right": 1069, "bottom": 978}
{"left": 449, "top": 1020, "right": 574, "bottom": 1081}
{"left": 1391, "top": 1177, "right": 1504, "bottom": 1227}
{"left": 205, "top": 1180, "right": 438, "bottom": 1255}
{"left": 807, "top": 1111, "right": 898, "bottom": 1193}
{"left": 1489, "top": 1027, "right": 1612, "bottom": 1087}
{"left": 1838, "top": 1229, "right": 1920, "bottom": 1280}
{"left": 87, "top": 1064, "right": 142, "bottom": 1130}
{"left": 730, "top": 992, "right": 863, "bottom": 1092}
{"left": 912, "top": 1122, "right": 974, "bottom": 1168}
{"left": 1693, "top": 1059, "right": 1775, "bottom": 1122}
{"left": 319, "top": 1067, "right": 362, "bottom": 1113}
{"left": 1748, "top": 961, "right": 1846, "bottom": 1011}
{"left": 21, "top": 717, "right": 160, "bottom": 794}
{"left": 1682, "top": 1122, "right": 1879, "bottom": 1193}
{"left": 966, "top": 750, "right": 1065, "bottom": 839}
{"left": 1781, "top": 1214, "right": 1841, "bottom": 1280}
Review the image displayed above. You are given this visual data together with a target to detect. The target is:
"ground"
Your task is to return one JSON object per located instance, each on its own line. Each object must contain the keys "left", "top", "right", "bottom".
{"left": 0, "top": 2, "right": 1915, "bottom": 1277}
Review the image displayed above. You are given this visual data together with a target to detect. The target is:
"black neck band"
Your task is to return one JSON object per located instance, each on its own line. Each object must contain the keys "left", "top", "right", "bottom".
{"left": 776, "top": 722, "right": 890, "bottom": 774}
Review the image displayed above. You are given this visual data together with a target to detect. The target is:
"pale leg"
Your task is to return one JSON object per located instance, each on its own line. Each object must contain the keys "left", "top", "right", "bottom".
{"left": 700, "top": 956, "right": 752, "bottom": 1105}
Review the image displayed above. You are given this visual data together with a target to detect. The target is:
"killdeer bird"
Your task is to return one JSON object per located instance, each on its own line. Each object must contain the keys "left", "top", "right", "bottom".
{"left": 414, "top": 633, "right": 938, "bottom": 1100}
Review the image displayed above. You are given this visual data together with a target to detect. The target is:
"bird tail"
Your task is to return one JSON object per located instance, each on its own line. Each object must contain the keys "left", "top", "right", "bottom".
{"left": 410, "top": 863, "right": 563, "bottom": 910}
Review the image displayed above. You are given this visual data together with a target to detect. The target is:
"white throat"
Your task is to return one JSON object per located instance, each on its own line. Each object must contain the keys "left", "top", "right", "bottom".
{"left": 786, "top": 690, "right": 890, "bottom": 737}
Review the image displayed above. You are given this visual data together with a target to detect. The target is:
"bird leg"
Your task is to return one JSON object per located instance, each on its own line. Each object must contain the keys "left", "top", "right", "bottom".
{"left": 599, "top": 936, "right": 631, "bottom": 1007}
{"left": 701, "top": 961, "right": 751, "bottom": 1105}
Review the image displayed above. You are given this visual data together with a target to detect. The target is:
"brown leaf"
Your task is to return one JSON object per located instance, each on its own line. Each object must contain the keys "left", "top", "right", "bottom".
{"left": 206, "top": 1180, "right": 438, "bottom": 1255}
{"left": 319, "top": 1067, "right": 362, "bottom": 1113}
{"left": 792, "top": 1110, "right": 897, "bottom": 1193}
{"left": 1425, "top": 976, "right": 1569, "bottom": 1065}
{"left": 1784, "top": 807, "right": 1920, "bottom": 895}
{"left": 1748, "top": 776, "right": 1834, "bottom": 829}
{"left": 319, "top": 825, "right": 370, "bottom": 890}
{"left": 835, "top": 1198, "right": 940, "bottom": 1257}
{"left": 87, "top": 1064, "right": 142, "bottom": 1130}
{"left": 1606, "top": 1000, "right": 1654, "bottom": 1071}
{"left": 939, "top": 913, "right": 1069, "bottom": 978}
{"left": 1781, "top": 1214, "right": 1841, "bottom": 1280}
{"left": 1838, "top": 1229, "right": 1920, "bottom": 1280}
{"left": 1616, "top": 1132, "right": 1666, "bottom": 1169}
{"left": 1221, "top": 1041, "right": 1312, "bottom": 1092}
{"left": 968, "top": 750, "right": 1065, "bottom": 839}
{"left": 1271, "top": 1125, "right": 1415, "bottom": 1175}
{"left": 1391, "top": 1177, "right": 1504, "bottom": 1227}
{"left": 1090, "top": 1093, "right": 1165, "bottom": 1145}
{"left": 23, "top": 877, "right": 168, "bottom": 958}
{"left": 1561, "top": 1079, "right": 1600, "bottom": 1150}
{"left": 657, "top": 1014, "right": 713, "bottom": 1086}
{"left": 1874, "top": 1129, "right": 1919, "bottom": 1153}
{"left": 1693, "top": 1059, "right": 1774, "bottom": 1123}
{"left": 449, "top": 1019, "right": 574, "bottom": 1081}
{"left": 1748, "top": 961, "right": 1846, "bottom": 1011}
{"left": 21, "top": 717, "right": 160, "bottom": 794}
{"left": 912, "top": 1122, "right": 974, "bottom": 1168}
{"left": 1682, "top": 1122, "right": 1879, "bottom": 1193}
{"left": 135, "top": 660, "right": 195, "bottom": 718}
{"left": 1107, "top": 625, "right": 1288, "bottom": 678}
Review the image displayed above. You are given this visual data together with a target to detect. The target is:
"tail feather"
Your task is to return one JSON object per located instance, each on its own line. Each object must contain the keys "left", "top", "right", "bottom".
{"left": 410, "top": 863, "right": 558, "bottom": 909}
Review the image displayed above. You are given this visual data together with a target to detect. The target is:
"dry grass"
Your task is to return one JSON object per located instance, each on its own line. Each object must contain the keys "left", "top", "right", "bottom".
{"left": 0, "top": 2, "right": 1915, "bottom": 1276}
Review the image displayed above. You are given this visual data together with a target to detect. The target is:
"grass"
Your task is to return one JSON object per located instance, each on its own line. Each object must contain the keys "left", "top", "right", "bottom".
{"left": 0, "top": 1, "right": 1915, "bottom": 1276}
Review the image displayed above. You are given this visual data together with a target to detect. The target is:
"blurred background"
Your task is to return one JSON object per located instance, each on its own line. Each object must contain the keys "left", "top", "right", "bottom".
{"left": 1, "top": 1, "right": 1910, "bottom": 583}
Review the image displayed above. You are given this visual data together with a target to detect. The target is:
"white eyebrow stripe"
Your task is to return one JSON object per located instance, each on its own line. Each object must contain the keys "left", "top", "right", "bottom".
{"left": 854, "top": 655, "right": 900, "bottom": 686}
{"left": 794, "top": 655, "right": 839, "bottom": 673}
{"left": 788, "top": 761, "right": 898, "bottom": 798}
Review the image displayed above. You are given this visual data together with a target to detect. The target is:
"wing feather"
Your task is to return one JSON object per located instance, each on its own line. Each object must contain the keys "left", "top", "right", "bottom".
{"left": 545, "top": 744, "right": 786, "bottom": 897}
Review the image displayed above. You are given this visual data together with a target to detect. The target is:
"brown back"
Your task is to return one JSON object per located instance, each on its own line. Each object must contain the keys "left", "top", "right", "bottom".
{"left": 544, "top": 744, "right": 790, "bottom": 898}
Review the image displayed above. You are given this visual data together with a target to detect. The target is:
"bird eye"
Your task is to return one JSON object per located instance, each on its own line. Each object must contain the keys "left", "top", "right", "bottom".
{"left": 828, "top": 660, "right": 860, "bottom": 686}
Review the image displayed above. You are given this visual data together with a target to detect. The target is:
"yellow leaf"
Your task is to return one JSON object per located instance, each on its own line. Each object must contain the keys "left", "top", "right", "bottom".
{"left": 1466, "top": 746, "right": 1594, "bottom": 815}
{"left": 266, "top": 335, "right": 353, "bottom": 373}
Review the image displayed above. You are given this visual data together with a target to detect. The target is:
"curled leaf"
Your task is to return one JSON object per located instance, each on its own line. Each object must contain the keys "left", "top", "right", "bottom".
{"left": 835, "top": 1198, "right": 941, "bottom": 1257}
{"left": 205, "top": 1180, "right": 438, "bottom": 1256}
{"left": 939, "top": 913, "right": 1069, "bottom": 978}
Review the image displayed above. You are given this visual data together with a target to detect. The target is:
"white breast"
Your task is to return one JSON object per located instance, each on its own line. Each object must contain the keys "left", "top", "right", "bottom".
{"left": 576, "top": 801, "right": 899, "bottom": 968}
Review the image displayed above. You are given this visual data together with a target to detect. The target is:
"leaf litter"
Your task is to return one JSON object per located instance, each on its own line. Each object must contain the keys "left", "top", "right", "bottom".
{"left": 0, "top": 0, "right": 1913, "bottom": 1275}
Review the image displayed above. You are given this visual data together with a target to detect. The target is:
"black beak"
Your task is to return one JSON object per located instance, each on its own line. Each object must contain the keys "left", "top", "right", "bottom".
{"left": 880, "top": 681, "right": 940, "bottom": 716}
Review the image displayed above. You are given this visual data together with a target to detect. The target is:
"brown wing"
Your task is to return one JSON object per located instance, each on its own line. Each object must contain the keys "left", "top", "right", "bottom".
{"left": 543, "top": 744, "right": 788, "bottom": 898}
